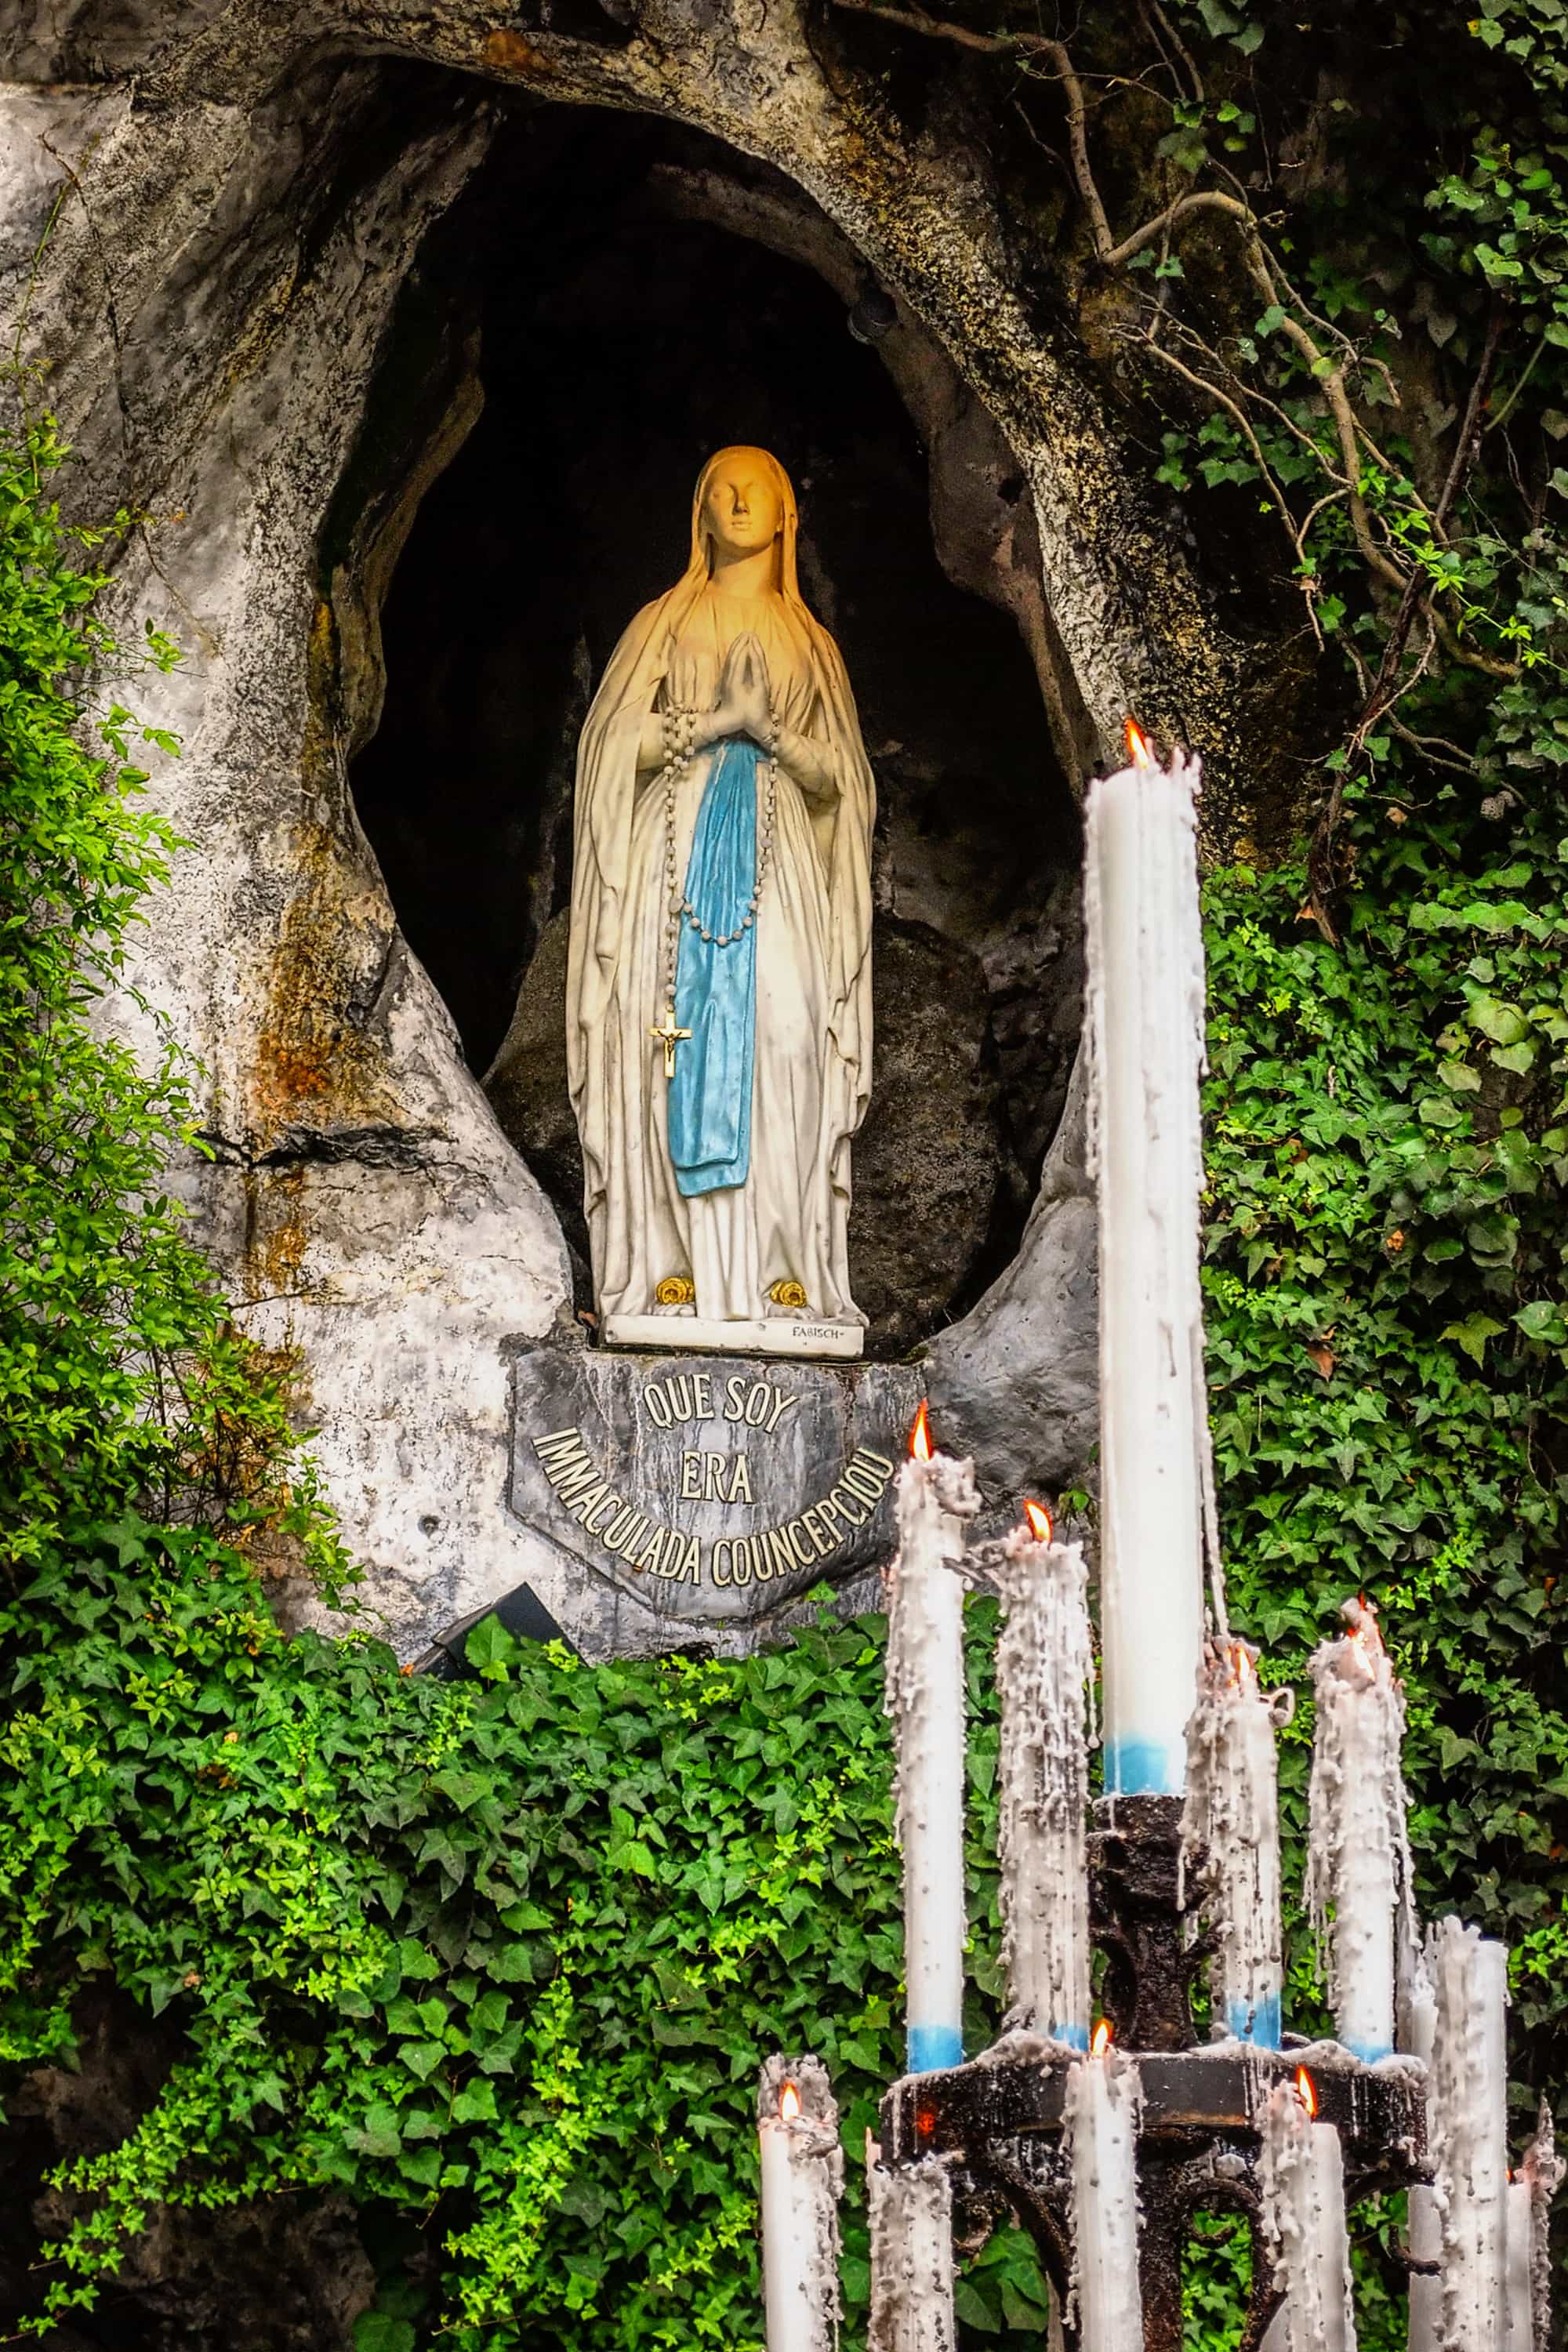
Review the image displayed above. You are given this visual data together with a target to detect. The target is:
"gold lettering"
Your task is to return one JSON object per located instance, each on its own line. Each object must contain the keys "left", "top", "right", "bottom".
{"left": 712, "top": 1541, "right": 732, "bottom": 1587}
{"left": 584, "top": 1487, "right": 621, "bottom": 1534}
{"left": 842, "top": 1454, "right": 888, "bottom": 1507}
{"left": 618, "top": 1512, "right": 653, "bottom": 1559}
{"left": 566, "top": 1479, "right": 609, "bottom": 1526}
{"left": 642, "top": 1383, "right": 673, "bottom": 1430}
{"left": 679, "top": 1537, "right": 702, "bottom": 1584}
{"left": 743, "top": 1381, "right": 771, "bottom": 1428}
{"left": 724, "top": 1374, "right": 748, "bottom": 1421}
{"left": 692, "top": 1373, "right": 713, "bottom": 1417}
{"left": 815, "top": 1498, "right": 846, "bottom": 1545}
{"left": 828, "top": 1481, "right": 866, "bottom": 1528}
{"left": 681, "top": 1451, "right": 702, "bottom": 1500}
{"left": 800, "top": 1508, "right": 833, "bottom": 1560}
{"left": 764, "top": 1388, "right": 800, "bottom": 1432}
{"left": 728, "top": 1452, "right": 753, "bottom": 1504}
{"left": 760, "top": 1525, "right": 794, "bottom": 1577}
{"left": 633, "top": 1525, "right": 667, "bottom": 1573}
{"left": 551, "top": 1457, "right": 600, "bottom": 1506}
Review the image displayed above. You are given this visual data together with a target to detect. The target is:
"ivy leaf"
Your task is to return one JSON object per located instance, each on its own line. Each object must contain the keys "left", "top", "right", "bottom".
{"left": 1465, "top": 1214, "right": 1519, "bottom": 1265}
{"left": 485, "top": 1943, "right": 536, "bottom": 1983}
{"left": 954, "top": 2281, "right": 1003, "bottom": 2332}
{"left": 1515, "top": 1301, "right": 1568, "bottom": 1344}
{"left": 1441, "top": 1313, "right": 1508, "bottom": 1364}
{"left": 430, "top": 1768, "right": 493, "bottom": 1812}
{"left": 344, "top": 2106, "right": 403, "bottom": 2160}
{"left": 464, "top": 1616, "right": 518, "bottom": 1680}
{"left": 1466, "top": 993, "right": 1531, "bottom": 1044}
{"left": 452, "top": 2078, "right": 499, "bottom": 2124}
{"left": 354, "top": 2321, "right": 416, "bottom": 2352}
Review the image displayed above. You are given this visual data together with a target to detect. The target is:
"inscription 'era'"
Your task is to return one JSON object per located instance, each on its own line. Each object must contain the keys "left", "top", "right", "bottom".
{"left": 532, "top": 1424, "right": 896, "bottom": 1591}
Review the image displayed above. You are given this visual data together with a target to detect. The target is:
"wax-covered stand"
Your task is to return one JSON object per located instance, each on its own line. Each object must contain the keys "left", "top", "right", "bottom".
{"left": 753, "top": 730, "right": 1555, "bottom": 2350}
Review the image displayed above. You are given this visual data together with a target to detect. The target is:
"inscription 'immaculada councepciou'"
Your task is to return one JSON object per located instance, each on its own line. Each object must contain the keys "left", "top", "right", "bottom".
{"left": 532, "top": 1422, "right": 896, "bottom": 1590}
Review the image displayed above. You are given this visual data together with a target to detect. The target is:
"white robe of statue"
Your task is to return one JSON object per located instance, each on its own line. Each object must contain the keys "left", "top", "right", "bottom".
{"left": 565, "top": 447, "right": 875, "bottom": 1334}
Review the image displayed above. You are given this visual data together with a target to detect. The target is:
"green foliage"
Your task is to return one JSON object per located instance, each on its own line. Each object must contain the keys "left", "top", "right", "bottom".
{"left": 7, "top": 2, "right": 1568, "bottom": 2339}
{"left": 3, "top": 1531, "right": 1050, "bottom": 2345}
{"left": 0, "top": 396, "right": 350, "bottom": 1587}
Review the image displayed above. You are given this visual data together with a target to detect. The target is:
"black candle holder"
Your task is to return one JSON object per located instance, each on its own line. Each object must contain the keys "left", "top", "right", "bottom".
{"left": 878, "top": 1795, "right": 1430, "bottom": 2350}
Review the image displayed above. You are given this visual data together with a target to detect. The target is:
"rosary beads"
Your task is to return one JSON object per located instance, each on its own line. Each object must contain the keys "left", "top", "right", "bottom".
{"left": 657, "top": 702, "right": 780, "bottom": 1031}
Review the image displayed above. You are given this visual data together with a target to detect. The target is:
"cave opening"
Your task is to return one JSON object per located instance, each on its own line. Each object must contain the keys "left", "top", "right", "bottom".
{"left": 344, "top": 104, "right": 1082, "bottom": 1358}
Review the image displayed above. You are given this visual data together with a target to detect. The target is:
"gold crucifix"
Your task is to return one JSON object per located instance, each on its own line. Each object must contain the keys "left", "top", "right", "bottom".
{"left": 650, "top": 1004, "right": 691, "bottom": 1077}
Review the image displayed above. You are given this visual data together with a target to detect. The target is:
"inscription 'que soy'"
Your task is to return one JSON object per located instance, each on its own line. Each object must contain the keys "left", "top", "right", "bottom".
{"left": 639, "top": 1370, "right": 800, "bottom": 1436}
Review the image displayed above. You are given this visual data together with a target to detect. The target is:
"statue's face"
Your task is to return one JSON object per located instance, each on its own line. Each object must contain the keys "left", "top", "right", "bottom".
{"left": 702, "top": 456, "right": 783, "bottom": 561}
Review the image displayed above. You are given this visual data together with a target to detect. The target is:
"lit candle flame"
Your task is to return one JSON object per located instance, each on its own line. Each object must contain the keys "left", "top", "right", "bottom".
{"left": 1295, "top": 2066, "right": 1317, "bottom": 2119}
{"left": 1341, "top": 1592, "right": 1386, "bottom": 1661}
{"left": 1023, "top": 1498, "right": 1053, "bottom": 1543}
{"left": 909, "top": 1399, "right": 934, "bottom": 1462}
{"left": 1125, "top": 717, "right": 1156, "bottom": 770}
{"left": 1091, "top": 2019, "right": 1112, "bottom": 2058}
{"left": 1229, "top": 1642, "right": 1256, "bottom": 1690}
{"left": 779, "top": 2080, "right": 801, "bottom": 2122}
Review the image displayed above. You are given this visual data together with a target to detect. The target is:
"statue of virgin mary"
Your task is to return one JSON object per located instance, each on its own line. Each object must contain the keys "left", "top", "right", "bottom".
{"left": 566, "top": 446, "right": 874, "bottom": 1356}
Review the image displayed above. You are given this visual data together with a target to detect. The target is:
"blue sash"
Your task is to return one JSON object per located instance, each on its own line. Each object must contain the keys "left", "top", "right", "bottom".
{"left": 668, "top": 739, "right": 758, "bottom": 1198}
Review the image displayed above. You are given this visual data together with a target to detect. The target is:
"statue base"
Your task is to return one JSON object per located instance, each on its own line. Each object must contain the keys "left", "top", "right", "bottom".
{"left": 601, "top": 1313, "right": 864, "bottom": 1361}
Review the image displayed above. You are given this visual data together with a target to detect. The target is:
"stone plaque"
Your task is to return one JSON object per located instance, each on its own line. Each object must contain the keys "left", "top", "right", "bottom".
{"left": 509, "top": 1348, "right": 926, "bottom": 1624}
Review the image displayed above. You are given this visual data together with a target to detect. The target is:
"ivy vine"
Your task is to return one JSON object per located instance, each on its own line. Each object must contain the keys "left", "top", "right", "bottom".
{"left": 5, "top": 0, "right": 1568, "bottom": 2340}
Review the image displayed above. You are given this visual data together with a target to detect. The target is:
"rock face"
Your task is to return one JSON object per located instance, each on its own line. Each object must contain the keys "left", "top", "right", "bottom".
{"left": 0, "top": 1991, "right": 376, "bottom": 2350}
{"left": 926, "top": 1051, "right": 1099, "bottom": 1504}
{"left": 483, "top": 909, "right": 586, "bottom": 1277}
{"left": 0, "top": 6, "right": 1263, "bottom": 1668}
{"left": 845, "top": 919, "right": 1012, "bottom": 1355}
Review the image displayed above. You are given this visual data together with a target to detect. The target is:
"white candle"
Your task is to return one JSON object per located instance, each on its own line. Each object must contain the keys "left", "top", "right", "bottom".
{"left": 866, "top": 2135, "right": 956, "bottom": 2352}
{"left": 1404, "top": 1957, "right": 1442, "bottom": 2352}
{"left": 1305, "top": 1597, "right": 1411, "bottom": 2060}
{"left": 1505, "top": 2176, "right": 1533, "bottom": 2349}
{"left": 1259, "top": 2071, "right": 1357, "bottom": 2352}
{"left": 1084, "top": 730, "right": 1209, "bottom": 1797}
{"left": 1182, "top": 1635, "right": 1288, "bottom": 2046}
{"left": 1429, "top": 1918, "right": 1508, "bottom": 2351}
{"left": 886, "top": 1405, "right": 978, "bottom": 2074}
{"left": 994, "top": 1502, "right": 1093, "bottom": 2048}
{"left": 757, "top": 2056, "right": 843, "bottom": 2352}
{"left": 1515, "top": 2101, "right": 1564, "bottom": 2352}
{"left": 1064, "top": 2025, "right": 1144, "bottom": 2352}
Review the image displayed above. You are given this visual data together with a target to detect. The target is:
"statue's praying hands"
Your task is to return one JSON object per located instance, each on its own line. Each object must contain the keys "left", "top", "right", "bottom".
{"left": 709, "top": 633, "right": 772, "bottom": 750}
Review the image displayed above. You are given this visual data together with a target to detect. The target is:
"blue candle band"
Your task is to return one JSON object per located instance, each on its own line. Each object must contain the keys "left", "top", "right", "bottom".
{"left": 1102, "top": 1738, "right": 1187, "bottom": 1798}
{"left": 1225, "top": 1994, "right": 1282, "bottom": 2049}
{"left": 1051, "top": 2023, "right": 1090, "bottom": 2052}
{"left": 906, "top": 2024, "right": 964, "bottom": 2074}
{"left": 1341, "top": 2034, "right": 1394, "bottom": 2063}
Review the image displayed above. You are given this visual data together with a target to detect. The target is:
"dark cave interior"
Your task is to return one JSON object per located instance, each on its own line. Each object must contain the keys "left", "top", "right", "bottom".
{"left": 346, "top": 107, "right": 1083, "bottom": 1355}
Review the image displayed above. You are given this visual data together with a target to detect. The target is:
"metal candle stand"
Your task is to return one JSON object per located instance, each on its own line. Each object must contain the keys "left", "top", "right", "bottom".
{"left": 879, "top": 1796, "right": 1429, "bottom": 2352}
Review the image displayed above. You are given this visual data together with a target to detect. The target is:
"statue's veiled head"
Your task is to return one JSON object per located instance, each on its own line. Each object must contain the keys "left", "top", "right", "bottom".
{"left": 691, "top": 446, "right": 799, "bottom": 592}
